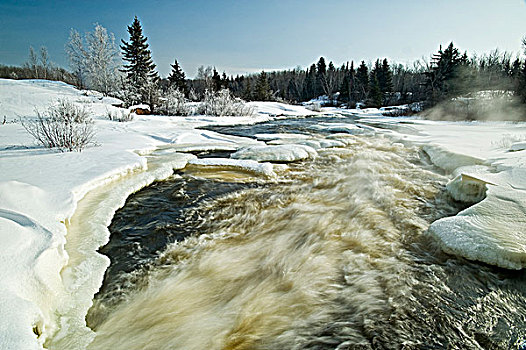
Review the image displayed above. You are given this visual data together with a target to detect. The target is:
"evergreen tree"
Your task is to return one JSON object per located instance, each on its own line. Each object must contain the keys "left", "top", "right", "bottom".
{"left": 316, "top": 57, "right": 327, "bottom": 96}
{"left": 242, "top": 79, "right": 253, "bottom": 101}
{"left": 516, "top": 60, "right": 526, "bottom": 103}
{"left": 368, "top": 60, "right": 383, "bottom": 107}
{"left": 424, "top": 42, "right": 463, "bottom": 104}
{"left": 254, "top": 71, "right": 271, "bottom": 101}
{"left": 212, "top": 68, "right": 222, "bottom": 91}
{"left": 120, "top": 16, "right": 159, "bottom": 109}
{"left": 168, "top": 59, "right": 188, "bottom": 95}
{"left": 368, "top": 75, "right": 383, "bottom": 107}
{"left": 356, "top": 61, "right": 369, "bottom": 102}
{"left": 303, "top": 64, "right": 317, "bottom": 100}
{"left": 380, "top": 58, "right": 393, "bottom": 103}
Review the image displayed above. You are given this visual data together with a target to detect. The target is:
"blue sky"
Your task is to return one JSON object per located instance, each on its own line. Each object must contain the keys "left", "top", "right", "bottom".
{"left": 1, "top": 0, "right": 525, "bottom": 78}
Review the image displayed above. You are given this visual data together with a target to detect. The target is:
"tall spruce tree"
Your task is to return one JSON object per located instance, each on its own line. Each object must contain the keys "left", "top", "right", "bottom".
{"left": 316, "top": 57, "right": 327, "bottom": 96}
{"left": 168, "top": 59, "right": 188, "bottom": 95}
{"left": 120, "top": 16, "right": 159, "bottom": 109}
{"left": 356, "top": 61, "right": 369, "bottom": 102}
{"left": 303, "top": 64, "right": 317, "bottom": 100}
{"left": 380, "top": 58, "right": 393, "bottom": 104}
{"left": 368, "top": 60, "right": 383, "bottom": 107}
{"left": 254, "top": 71, "right": 271, "bottom": 101}
{"left": 424, "top": 42, "right": 463, "bottom": 104}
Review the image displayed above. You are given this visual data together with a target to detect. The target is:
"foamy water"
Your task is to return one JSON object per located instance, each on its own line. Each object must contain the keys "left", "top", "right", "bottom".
{"left": 86, "top": 135, "right": 526, "bottom": 349}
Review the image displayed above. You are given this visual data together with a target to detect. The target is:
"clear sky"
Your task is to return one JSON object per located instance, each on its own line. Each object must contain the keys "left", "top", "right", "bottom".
{"left": 1, "top": 0, "right": 525, "bottom": 78}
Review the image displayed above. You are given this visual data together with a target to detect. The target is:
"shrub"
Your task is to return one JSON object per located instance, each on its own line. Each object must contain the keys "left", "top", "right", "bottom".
{"left": 160, "top": 87, "right": 192, "bottom": 116}
{"left": 22, "top": 99, "right": 95, "bottom": 151}
{"left": 107, "top": 108, "right": 134, "bottom": 122}
{"left": 305, "top": 102, "right": 322, "bottom": 112}
{"left": 197, "top": 89, "right": 254, "bottom": 116}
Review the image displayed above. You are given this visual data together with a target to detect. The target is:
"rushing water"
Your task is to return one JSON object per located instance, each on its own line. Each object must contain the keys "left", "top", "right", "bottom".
{"left": 87, "top": 117, "right": 526, "bottom": 349}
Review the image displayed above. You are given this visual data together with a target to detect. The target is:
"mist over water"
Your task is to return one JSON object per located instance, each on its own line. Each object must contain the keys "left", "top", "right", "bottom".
{"left": 87, "top": 126, "right": 526, "bottom": 349}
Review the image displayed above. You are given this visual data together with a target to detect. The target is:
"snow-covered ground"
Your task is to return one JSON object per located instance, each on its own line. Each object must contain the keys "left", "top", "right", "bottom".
{"left": 1, "top": 79, "right": 526, "bottom": 349}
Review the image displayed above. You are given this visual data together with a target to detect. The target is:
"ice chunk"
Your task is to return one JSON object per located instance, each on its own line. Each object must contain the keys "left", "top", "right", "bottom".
{"left": 445, "top": 166, "right": 496, "bottom": 204}
{"left": 187, "top": 158, "right": 276, "bottom": 177}
{"left": 510, "top": 141, "right": 526, "bottom": 152}
{"left": 423, "top": 145, "right": 486, "bottom": 173}
{"left": 231, "top": 144, "right": 318, "bottom": 162}
{"left": 254, "top": 133, "right": 310, "bottom": 141}
{"left": 429, "top": 185, "right": 526, "bottom": 270}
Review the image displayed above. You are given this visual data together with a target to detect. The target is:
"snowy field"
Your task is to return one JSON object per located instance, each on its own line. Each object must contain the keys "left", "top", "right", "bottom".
{"left": 1, "top": 79, "right": 526, "bottom": 349}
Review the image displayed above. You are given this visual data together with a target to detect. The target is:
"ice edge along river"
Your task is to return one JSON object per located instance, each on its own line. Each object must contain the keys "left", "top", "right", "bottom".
{"left": 1, "top": 79, "right": 526, "bottom": 349}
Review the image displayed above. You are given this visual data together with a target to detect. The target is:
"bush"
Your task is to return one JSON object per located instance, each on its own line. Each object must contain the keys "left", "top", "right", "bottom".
{"left": 305, "top": 102, "right": 322, "bottom": 112}
{"left": 107, "top": 108, "right": 134, "bottom": 122}
{"left": 160, "top": 87, "right": 192, "bottom": 116}
{"left": 197, "top": 89, "right": 254, "bottom": 116}
{"left": 22, "top": 99, "right": 95, "bottom": 151}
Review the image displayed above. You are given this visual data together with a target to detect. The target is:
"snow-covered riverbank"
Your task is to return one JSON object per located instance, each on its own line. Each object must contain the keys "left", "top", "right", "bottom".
{"left": 1, "top": 79, "right": 525, "bottom": 349}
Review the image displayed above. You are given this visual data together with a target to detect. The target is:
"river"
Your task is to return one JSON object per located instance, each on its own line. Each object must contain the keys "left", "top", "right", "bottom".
{"left": 86, "top": 116, "right": 526, "bottom": 349}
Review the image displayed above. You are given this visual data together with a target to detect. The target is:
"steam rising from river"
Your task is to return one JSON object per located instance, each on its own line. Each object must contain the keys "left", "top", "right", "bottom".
{"left": 87, "top": 136, "right": 526, "bottom": 349}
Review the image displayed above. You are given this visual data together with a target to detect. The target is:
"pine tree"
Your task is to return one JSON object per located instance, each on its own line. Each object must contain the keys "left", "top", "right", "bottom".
{"left": 368, "top": 75, "right": 383, "bottom": 107}
{"left": 516, "top": 60, "right": 526, "bottom": 103}
{"left": 368, "top": 60, "right": 382, "bottom": 107}
{"left": 303, "top": 64, "right": 317, "bottom": 100}
{"left": 254, "top": 71, "right": 271, "bottom": 101}
{"left": 243, "top": 79, "right": 253, "bottom": 101}
{"left": 120, "top": 16, "right": 159, "bottom": 109}
{"left": 424, "top": 42, "right": 463, "bottom": 104}
{"left": 316, "top": 57, "right": 327, "bottom": 96}
{"left": 380, "top": 58, "right": 393, "bottom": 104}
{"left": 168, "top": 59, "right": 188, "bottom": 95}
{"left": 212, "top": 68, "right": 222, "bottom": 91}
{"left": 356, "top": 61, "right": 369, "bottom": 102}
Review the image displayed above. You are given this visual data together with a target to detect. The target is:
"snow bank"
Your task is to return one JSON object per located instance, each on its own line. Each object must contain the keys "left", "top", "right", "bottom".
{"left": 510, "top": 141, "right": 526, "bottom": 152}
{"left": 428, "top": 183, "right": 526, "bottom": 270}
{"left": 377, "top": 117, "right": 526, "bottom": 269}
{"left": 231, "top": 144, "right": 318, "bottom": 162}
{"left": 247, "top": 101, "right": 318, "bottom": 117}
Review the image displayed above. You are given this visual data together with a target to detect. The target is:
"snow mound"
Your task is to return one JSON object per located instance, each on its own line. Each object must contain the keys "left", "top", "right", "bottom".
{"left": 231, "top": 144, "right": 318, "bottom": 162}
{"left": 188, "top": 158, "right": 276, "bottom": 177}
{"left": 248, "top": 101, "right": 318, "bottom": 117}
{"left": 510, "top": 141, "right": 526, "bottom": 152}
{"left": 429, "top": 184, "right": 526, "bottom": 270}
{"left": 428, "top": 161, "right": 526, "bottom": 269}
{"left": 423, "top": 144, "right": 486, "bottom": 173}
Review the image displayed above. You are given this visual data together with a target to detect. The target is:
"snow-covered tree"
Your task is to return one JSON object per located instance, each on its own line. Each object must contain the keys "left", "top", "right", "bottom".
{"left": 27, "top": 46, "right": 39, "bottom": 78}
{"left": 161, "top": 86, "right": 192, "bottom": 116}
{"left": 39, "top": 47, "right": 50, "bottom": 79}
{"left": 85, "top": 24, "right": 119, "bottom": 95}
{"left": 66, "top": 24, "right": 119, "bottom": 94}
{"left": 65, "top": 29, "right": 87, "bottom": 88}
{"left": 196, "top": 65, "right": 214, "bottom": 92}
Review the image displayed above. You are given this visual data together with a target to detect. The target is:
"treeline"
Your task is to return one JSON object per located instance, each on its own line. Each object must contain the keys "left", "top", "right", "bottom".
{"left": 0, "top": 46, "right": 75, "bottom": 84}
{"left": 2, "top": 16, "right": 526, "bottom": 115}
